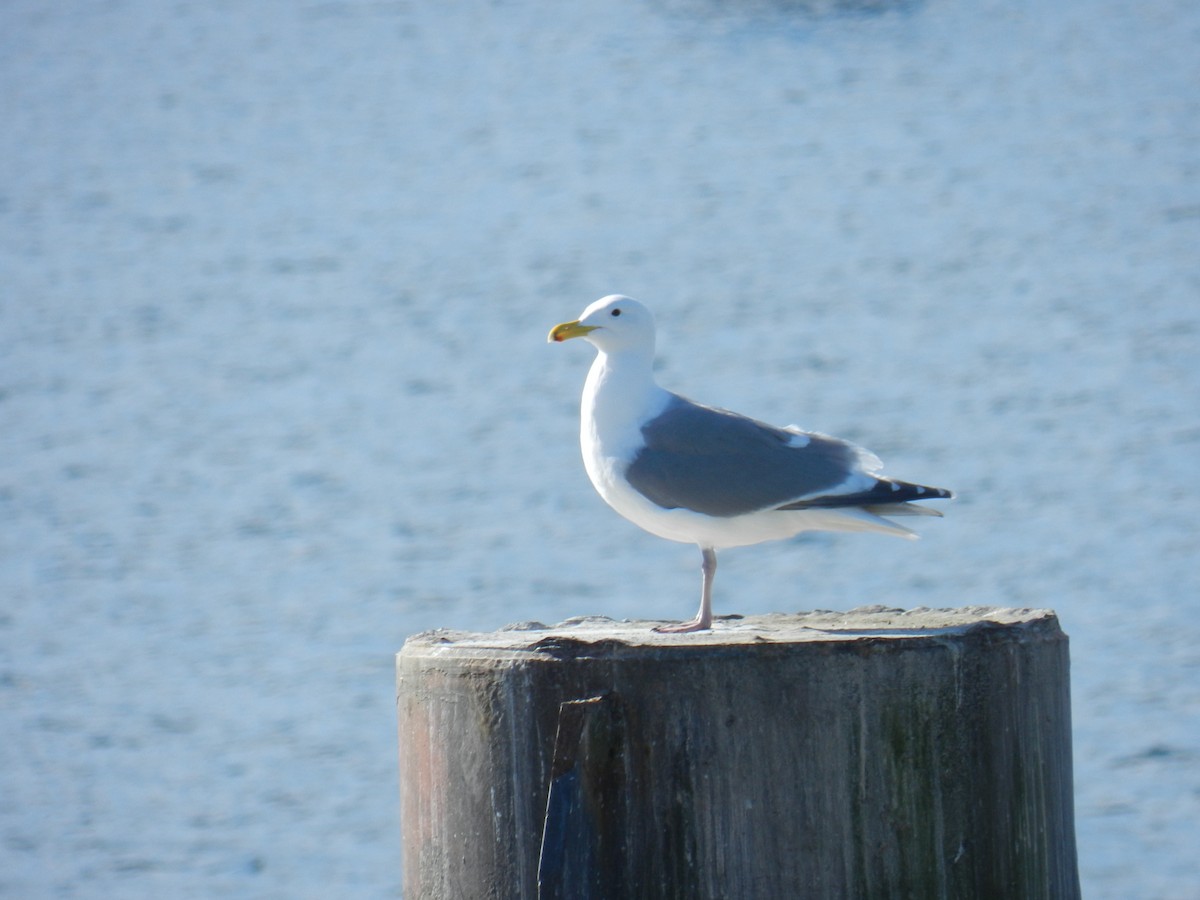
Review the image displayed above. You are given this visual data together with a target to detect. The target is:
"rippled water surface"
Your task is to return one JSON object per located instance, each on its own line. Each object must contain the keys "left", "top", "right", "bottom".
{"left": 2, "top": 0, "right": 1198, "bottom": 896}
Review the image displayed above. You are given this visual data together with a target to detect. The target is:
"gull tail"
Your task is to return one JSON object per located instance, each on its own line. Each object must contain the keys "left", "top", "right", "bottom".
{"left": 824, "top": 507, "right": 921, "bottom": 539}
{"left": 863, "top": 502, "right": 944, "bottom": 518}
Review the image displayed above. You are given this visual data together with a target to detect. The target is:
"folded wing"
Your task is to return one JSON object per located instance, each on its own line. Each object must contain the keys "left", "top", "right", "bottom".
{"left": 623, "top": 395, "right": 954, "bottom": 519}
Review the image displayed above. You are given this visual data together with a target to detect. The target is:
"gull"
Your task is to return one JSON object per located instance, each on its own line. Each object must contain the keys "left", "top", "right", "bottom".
{"left": 549, "top": 295, "right": 953, "bottom": 633}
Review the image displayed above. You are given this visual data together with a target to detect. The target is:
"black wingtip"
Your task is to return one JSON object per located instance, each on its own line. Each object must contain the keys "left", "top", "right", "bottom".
{"left": 778, "top": 479, "right": 954, "bottom": 511}
{"left": 892, "top": 481, "right": 955, "bottom": 503}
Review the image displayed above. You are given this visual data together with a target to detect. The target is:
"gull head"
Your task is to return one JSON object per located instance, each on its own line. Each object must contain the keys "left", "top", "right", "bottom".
{"left": 548, "top": 295, "right": 656, "bottom": 355}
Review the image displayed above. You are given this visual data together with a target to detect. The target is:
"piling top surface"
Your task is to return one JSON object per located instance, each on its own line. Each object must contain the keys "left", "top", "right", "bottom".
{"left": 400, "top": 606, "right": 1063, "bottom": 661}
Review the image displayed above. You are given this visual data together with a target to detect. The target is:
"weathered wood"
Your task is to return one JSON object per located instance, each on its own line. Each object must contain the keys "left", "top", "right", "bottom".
{"left": 397, "top": 607, "right": 1080, "bottom": 899}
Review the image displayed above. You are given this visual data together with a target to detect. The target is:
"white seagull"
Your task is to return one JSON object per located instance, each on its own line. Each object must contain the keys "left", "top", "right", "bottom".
{"left": 549, "top": 295, "right": 953, "bottom": 633}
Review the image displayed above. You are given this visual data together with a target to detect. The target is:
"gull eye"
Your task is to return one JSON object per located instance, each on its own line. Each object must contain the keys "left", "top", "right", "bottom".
{"left": 611, "top": 308, "right": 621, "bottom": 317}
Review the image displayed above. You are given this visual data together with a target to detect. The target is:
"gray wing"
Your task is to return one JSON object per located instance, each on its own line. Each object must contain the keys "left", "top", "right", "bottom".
{"left": 623, "top": 395, "right": 867, "bottom": 517}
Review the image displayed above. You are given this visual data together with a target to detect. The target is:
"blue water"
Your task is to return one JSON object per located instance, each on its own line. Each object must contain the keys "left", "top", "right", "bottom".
{"left": 2, "top": 0, "right": 1197, "bottom": 896}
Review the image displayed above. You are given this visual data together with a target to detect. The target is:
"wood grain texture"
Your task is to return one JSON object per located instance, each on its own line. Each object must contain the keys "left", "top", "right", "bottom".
{"left": 397, "top": 608, "right": 1080, "bottom": 899}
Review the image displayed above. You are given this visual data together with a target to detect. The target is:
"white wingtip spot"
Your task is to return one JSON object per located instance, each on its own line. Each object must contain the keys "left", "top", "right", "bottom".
{"left": 783, "top": 426, "right": 811, "bottom": 448}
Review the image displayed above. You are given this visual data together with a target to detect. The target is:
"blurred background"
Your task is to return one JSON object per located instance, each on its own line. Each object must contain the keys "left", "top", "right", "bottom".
{"left": 2, "top": 0, "right": 1197, "bottom": 896}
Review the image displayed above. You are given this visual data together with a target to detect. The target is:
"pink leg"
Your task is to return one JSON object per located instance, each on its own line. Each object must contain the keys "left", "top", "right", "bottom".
{"left": 654, "top": 547, "right": 716, "bottom": 633}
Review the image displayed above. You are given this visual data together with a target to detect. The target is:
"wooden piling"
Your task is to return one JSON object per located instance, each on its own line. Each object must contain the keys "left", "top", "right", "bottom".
{"left": 397, "top": 607, "right": 1080, "bottom": 899}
